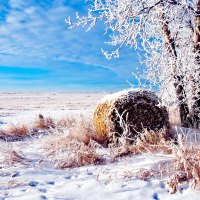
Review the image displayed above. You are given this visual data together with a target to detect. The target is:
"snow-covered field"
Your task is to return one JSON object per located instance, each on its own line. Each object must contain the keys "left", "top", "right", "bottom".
{"left": 0, "top": 92, "right": 200, "bottom": 200}
{"left": 0, "top": 92, "right": 105, "bottom": 126}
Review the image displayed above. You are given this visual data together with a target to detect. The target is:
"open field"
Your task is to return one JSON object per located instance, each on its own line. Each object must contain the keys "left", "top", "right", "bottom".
{"left": 0, "top": 92, "right": 200, "bottom": 200}
{"left": 0, "top": 92, "right": 105, "bottom": 126}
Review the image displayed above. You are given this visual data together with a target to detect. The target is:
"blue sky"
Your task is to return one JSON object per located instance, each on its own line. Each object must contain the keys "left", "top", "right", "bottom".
{"left": 0, "top": 0, "right": 141, "bottom": 92}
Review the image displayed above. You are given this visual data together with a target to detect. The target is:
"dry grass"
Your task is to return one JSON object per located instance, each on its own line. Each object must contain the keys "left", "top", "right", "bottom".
{"left": 39, "top": 130, "right": 105, "bottom": 169}
{"left": 55, "top": 114, "right": 109, "bottom": 147}
{"left": 34, "top": 114, "right": 55, "bottom": 129}
{"left": 0, "top": 111, "right": 174, "bottom": 171}
{"left": 0, "top": 115, "right": 57, "bottom": 140}
{"left": 0, "top": 112, "right": 109, "bottom": 145}
{"left": 38, "top": 124, "right": 172, "bottom": 169}
{"left": 96, "top": 127, "right": 200, "bottom": 194}
{"left": 165, "top": 134, "right": 200, "bottom": 193}
{"left": 2, "top": 109, "right": 200, "bottom": 195}
{"left": 6, "top": 125, "right": 29, "bottom": 136}
{"left": 38, "top": 114, "right": 106, "bottom": 169}
{"left": 57, "top": 116, "right": 76, "bottom": 128}
{"left": 136, "top": 168, "right": 159, "bottom": 181}
{"left": 0, "top": 112, "right": 172, "bottom": 169}
{"left": 0, "top": 125, "right": 30, "bottom": 141}
{"left": 0, "top": 114, "right": 58, "bottom": 140}
{"left": 132, "top": 131, "right": 200, "bottom": 194}
{"left": 0, "top": 142, "right": 27, "bottom": 167}
{"left": 108, "top": 128, "right": 172, "bottom": 161}
{"left": 111, "top": 128, "right": 200, "bottom": 194}
{"left": 135, "top": 129, "right": 173, "bottom": 154}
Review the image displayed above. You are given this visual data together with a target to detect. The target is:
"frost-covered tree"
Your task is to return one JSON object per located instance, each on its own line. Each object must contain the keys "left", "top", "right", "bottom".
{"left": 67, "top": 0, "right": 200, "bottom": 128}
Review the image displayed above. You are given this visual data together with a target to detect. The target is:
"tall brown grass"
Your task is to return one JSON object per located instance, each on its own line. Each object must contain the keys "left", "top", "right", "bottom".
{"left": 6, "top": 125, "right": 29, "bottom": 136}
{"left": 0, "top": 125, "right": 30, "bottom": 141}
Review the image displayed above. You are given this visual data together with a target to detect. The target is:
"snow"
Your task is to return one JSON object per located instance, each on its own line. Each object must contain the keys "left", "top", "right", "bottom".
{"left": 1, "top": 140, "right": 200, "bottom": 200}
{"left": 0, "top": 92, "right": 104, "bottom": 129}
{"left": 0, "top": 92, "right": 200, "bottom": 200}
{"left": 99, "top": 88, "right": 160, "bottom": 106}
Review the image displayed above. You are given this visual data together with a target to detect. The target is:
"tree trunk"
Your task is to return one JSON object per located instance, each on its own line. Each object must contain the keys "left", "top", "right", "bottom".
{"left": 160, "top": 3, "right": 190, "bottom": 127}
{"left": 191, "top": 0, "right": 200, "bottom": 128}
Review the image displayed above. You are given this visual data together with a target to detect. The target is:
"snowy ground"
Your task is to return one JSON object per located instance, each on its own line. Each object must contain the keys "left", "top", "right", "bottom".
{"left": 0, "top": 92, "right": 200, "bottom": 200}
{"left": 1, "top": 142, "right": 200, "bottom": 200}
{"left": 0, "top": 92, "right": 105, "bottom": 127}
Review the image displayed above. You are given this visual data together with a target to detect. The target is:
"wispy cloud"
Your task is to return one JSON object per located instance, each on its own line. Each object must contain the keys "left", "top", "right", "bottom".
{"left": 0, "top": 0, "right": 140, "bottom": 91}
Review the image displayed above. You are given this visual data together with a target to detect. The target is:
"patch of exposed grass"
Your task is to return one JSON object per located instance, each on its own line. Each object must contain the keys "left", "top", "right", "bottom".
{"left": 34, "top": 114, "right": 55, "bottom": 129}
{"left": 39, "top": 130, "right": 105, "bottom": 169}
{"left": 0, "top": 142, "right": 27, "bottom": 167}
{"left": 38, "top": 114, "right": 172, "bottom": 169}
{"left": 166, "top": 134, "right": 200, "bottom": 193}
{"left": 6, "top": 125, "right": 29, "bottom": 136}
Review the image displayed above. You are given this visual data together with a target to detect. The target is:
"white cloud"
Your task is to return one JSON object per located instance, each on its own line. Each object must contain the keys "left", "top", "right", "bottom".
{"left": 0, "top": 0, "right": 141, "bottom": 91}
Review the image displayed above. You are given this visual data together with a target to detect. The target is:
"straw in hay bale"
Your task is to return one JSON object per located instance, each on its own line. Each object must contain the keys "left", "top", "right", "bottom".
{"left": 93, "top": 89, "right": 169, "bottom": 142}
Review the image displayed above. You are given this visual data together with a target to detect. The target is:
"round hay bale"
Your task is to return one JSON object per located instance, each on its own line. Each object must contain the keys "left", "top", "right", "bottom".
{"left": 93, "top": 89, "right": 169, "bottom": 143}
